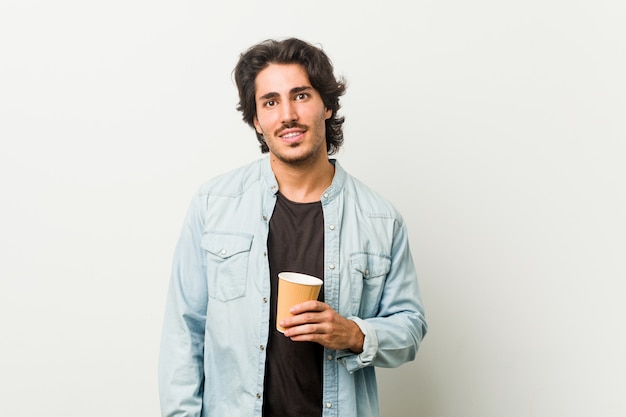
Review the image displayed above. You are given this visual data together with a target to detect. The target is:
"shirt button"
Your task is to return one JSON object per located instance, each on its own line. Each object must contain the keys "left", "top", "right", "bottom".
{"left": 260, "top": 345, "right": 265, "bottom": 351}
{"left": 263, "top": 297, "right": 268, "bottom": 303}
{"left": 323, "top": 193, "right": 329, "bottom": 199}
{"left": 220, "top": 249, "right": 227, "bottom": 255}
{"left": 364, "top": 269, "right": 369, "bottom": 276}
{"left": 326, "top": 402, "right": 332, "bottom": 408}
{"left": 329, "top": 264, "right": 335, "bottom": 270}
{"left": 262, "top": 215, "right": 267, "bottom": 221}
{"left": 256, "top": 393, "right": 261, "bottom": 399}
{"left": 329, "top": 224, "right": 335, "bottom": 230}
{"left": 327, "top": 355, "right": 333, "bottom": 361}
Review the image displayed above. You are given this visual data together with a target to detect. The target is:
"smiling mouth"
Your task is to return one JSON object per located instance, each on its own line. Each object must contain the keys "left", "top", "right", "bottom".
{"left": 281, "top": 131, "right": 303, "bottom": 139}
{"left": 277, "top": 122, "right": 308, "bottom": 140}
{"left": 278, "top": 127, "right": 307, "bottom": 143}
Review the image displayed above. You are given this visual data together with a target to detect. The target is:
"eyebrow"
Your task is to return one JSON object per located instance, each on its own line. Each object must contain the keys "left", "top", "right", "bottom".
{"left": 258, "top": 85, "right": 312, "bottom": 101}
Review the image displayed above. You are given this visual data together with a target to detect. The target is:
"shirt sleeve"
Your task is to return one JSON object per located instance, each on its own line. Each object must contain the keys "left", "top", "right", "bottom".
{"left": 340, "top": 219, "right": 428, "bottom": 373}
{"left": 158, "top": 193, "right": 208, "bottom": 417}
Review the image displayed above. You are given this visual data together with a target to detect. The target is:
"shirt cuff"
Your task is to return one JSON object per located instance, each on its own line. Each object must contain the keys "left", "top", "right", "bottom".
{"left": 336, "top": 317, "right": 378, "bottom": 373}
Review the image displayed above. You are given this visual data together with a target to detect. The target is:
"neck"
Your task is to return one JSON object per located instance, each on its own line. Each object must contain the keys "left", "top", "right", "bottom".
{"left": 270, "top": 155, "right": 335, "bottom": 203}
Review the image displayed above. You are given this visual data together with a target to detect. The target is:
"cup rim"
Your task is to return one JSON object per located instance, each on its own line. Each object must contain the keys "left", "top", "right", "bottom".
{"left": 278, "top": 272, "right": 323, "bottom": 286}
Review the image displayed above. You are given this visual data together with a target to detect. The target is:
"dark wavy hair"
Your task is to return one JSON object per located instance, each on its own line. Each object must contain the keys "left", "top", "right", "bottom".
{"left": 233, "top": 38, "right": 346, "bottom": 155}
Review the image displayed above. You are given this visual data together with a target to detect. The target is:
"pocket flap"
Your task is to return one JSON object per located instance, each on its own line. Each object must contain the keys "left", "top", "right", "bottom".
{"left": 350, "top": 253, "right": 391, "bottom": 278}
{"left": 201, "top": 232, "right": 253, "bottom": 259}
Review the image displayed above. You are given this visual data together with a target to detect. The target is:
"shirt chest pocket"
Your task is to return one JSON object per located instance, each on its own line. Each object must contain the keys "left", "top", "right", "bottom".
{"left": 350, "top": 253, "right": 391, "bottom": 318}
{"left": 201, "top": 232, "right": 253, "bottom": 302}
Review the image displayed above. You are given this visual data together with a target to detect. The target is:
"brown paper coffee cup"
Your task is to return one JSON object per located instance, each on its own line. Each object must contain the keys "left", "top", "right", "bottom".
{"left": 276, "top": 272, "right": 323, "bottom": 333}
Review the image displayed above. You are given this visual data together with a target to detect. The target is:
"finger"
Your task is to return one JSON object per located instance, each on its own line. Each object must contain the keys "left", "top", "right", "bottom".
{"left": 283, "top": 323, "right": 320, "bottom": 338}
{"left": 288, "top": 333, "right": 321, "bottom": 343}
{"left": 289, "top": 300, "right": 327, "bottom": 315}
{"left": 280, "top": 311, "right": 321, "bottom": 330}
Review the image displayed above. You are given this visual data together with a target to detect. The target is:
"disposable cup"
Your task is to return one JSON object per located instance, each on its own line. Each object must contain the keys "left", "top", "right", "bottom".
{"left": 276, "top": 272, "right": 323, "bottom": 333}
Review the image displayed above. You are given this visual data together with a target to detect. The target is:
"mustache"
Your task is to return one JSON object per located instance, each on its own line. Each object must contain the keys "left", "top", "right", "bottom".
{"left": 276, "top": 121, "right": 307, "bottom": 136}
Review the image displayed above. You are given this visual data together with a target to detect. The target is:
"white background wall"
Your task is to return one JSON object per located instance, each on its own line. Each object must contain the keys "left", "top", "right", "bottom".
{"left": 1, "top": 1, "right": 624, "bottom": 416}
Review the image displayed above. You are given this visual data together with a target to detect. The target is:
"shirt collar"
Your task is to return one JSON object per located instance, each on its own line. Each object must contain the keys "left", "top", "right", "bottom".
{"left": 260, "top": 156, "right": 346, "bottom": 203}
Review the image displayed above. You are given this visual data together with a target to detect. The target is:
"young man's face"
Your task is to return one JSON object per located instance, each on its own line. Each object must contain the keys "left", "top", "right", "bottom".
{"left": 253, "top": 63, "right": 332, "bottom": 166}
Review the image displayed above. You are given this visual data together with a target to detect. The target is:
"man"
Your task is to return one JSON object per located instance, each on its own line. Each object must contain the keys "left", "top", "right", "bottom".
{"left": 159, "top": 37, "right": 427, "bottom": 417}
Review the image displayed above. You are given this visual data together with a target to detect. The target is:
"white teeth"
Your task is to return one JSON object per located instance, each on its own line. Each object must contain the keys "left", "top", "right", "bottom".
{"left": 282, "top": 132, "right": 300, "bottom": 138}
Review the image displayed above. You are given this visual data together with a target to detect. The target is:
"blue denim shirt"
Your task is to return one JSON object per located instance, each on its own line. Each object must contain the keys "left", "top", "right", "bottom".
{"left": 159, "top": 157, "right": 427, "bottom": 417}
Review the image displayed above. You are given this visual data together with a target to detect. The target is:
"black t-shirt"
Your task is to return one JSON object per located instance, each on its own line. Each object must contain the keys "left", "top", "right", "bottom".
{"left": 262, "top": 193, "right": 324, "bottom": 417}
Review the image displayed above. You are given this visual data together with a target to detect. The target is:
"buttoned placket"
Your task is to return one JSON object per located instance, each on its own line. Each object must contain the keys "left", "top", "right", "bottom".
{"left": 321, "top": 189, "right": 340, "bottom": 417}
{"left": 254, "top": 186, "right": 277, "bottom": 416}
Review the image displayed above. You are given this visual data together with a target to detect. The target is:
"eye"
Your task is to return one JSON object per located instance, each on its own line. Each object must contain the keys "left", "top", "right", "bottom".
{"left": 295, "top": 93, "right": 309, "bottom": 101}
{"left": 263, "top": 100, "right": 277, "bottom": 108}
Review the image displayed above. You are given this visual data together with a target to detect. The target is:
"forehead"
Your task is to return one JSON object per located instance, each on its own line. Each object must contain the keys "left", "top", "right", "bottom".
{"left": 254, "top": 63, "right": 311, "bottom": 98}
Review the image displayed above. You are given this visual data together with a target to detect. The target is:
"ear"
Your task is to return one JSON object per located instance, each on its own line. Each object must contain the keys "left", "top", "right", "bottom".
{"left": 253, "top": 116, "right": 263, "bottom": 135}
{"left": 325, "top": 108, "right": 332, "bottom": 120}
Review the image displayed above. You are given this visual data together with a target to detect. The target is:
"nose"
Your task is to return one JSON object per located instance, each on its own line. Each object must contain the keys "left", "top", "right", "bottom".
{"left": 279, "top": 101, "right": 298, "bottom": 124}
